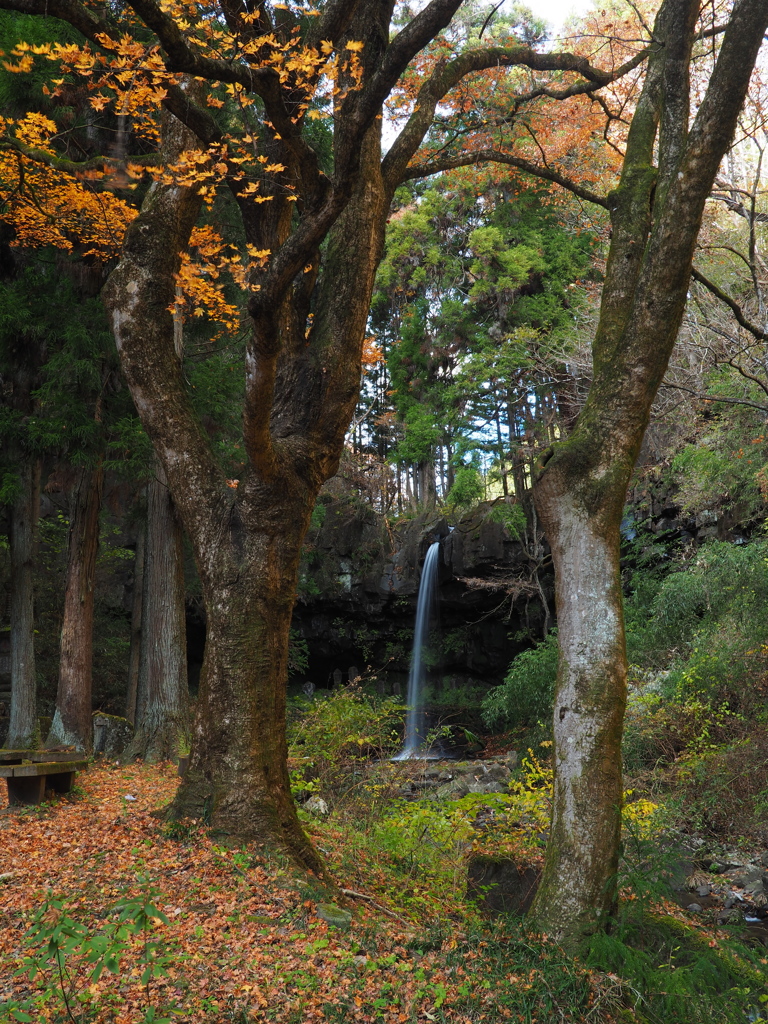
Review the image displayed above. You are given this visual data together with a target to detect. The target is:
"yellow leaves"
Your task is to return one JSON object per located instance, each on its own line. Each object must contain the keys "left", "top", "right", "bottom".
{"left": 2, "top": 54, "right": 34, "bottom": 73}
{"left": 90, "top": 94, "right": 111, "bottom": 112}
{"left": 256, "top": 156, "right": 286, "bottom": 174}
{"left": 362, "top": 337, "right": 383, "bottom": 366}
{"left": 7, "top": 40, "right": 49, "bottom": 55}
{"left": 206, "top": 95, "right": 225, "bottom": 108}
{"left": 0, "top": 141, "right": 136, "bottom": 258}
{"left": 345, "top": 41, "right": 365, "bottom": 52}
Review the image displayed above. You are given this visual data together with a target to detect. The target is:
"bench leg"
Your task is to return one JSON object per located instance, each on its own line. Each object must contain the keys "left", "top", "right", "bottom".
{"left": 7, "top": 775, "right": 46, "bottom": 805}
{"left": 48, "top": 771, "right": 75, "bottom": 794}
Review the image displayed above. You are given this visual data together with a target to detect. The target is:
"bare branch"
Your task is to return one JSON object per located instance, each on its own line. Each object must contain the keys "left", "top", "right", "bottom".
{"left": 400, "top": 148, "right": 609, "bottom": 207}
{"left": 659, "top": 381, "right": 768, "bottom": 413}
{"left": 690, "top": 266, "right": 768, "bottom": 340}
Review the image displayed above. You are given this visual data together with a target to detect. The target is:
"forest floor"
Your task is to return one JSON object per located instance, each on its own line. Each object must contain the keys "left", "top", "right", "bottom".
{"left": 0, "top": 760, "right": 766, "bottom": 1024}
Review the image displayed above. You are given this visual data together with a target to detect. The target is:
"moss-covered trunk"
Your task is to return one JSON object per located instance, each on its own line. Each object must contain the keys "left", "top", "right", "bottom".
{"left": 529, "top": 454, "right": 629, "bottom": 945}
{"left": 168, "top": 479, "right": 327, "bottom": 872}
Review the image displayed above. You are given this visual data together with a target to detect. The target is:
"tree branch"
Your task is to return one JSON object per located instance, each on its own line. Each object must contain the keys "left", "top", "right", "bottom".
{"left": 659, "top": 380, "right": 768, "bottom": 413}
{"left": 382, "top": 41, "right": 649, "bottom": 189}
{"left": 400, "top": 148, "right": 609, "bottom": 207}
{"left": 0, "top": 138, "right": 161, "bottom": 180}
{"left": 690, "top": 266, "right": 768, "bottom": 341}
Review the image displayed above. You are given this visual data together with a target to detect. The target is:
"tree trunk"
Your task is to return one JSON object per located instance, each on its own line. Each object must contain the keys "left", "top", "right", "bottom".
{"left": 527, "top": 0, "right": 768, "bottom": 949}
{"left": 6, "top": 458, "right": 40, "bottom": 749}
{"left": 47, "top": 462, "right": 104, "bottom": 751}
{"left": 125, "top": 523, "right": 145, "bottom": 725}
{"left": 123, "top": 463, "right": 189, "bottom": 762}
{"left": 169, "top": 480, "right": 326, "bottom": 873}
{"left": 529, "top": 454, "right": 628, "bottom": 945}
{"left": 495, "top": 409, "right": 508, "bottom": 496}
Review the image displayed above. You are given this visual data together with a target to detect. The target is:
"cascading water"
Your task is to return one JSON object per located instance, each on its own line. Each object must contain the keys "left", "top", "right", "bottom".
{"left": 393, "top": 540, "right": 441, "bottom": 760}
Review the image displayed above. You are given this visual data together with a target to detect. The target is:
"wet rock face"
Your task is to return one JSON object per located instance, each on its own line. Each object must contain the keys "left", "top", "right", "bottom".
{"left": 291, "top": 502, "right": 551, "bottom": 695}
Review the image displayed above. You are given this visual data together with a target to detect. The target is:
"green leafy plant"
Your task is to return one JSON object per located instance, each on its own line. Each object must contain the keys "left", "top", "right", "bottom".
{"left": 4, "top": 879, "right": 184, "bottom": 1024}
{"left": 288, "top": 687, "right": 404, "bottom": 804}
{"left": 486, "top": 501, "right": 528, "bottom": 540}
{"left": 482, "top": 630, "right": 559, "bottom": 731}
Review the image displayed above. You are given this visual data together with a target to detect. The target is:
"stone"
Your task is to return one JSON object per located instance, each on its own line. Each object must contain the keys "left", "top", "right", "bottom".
{"left": 466, "top": 780, "right": 508, "bottom": 795}
{"left": 686, "top": 903, "right": 703, "bottom": 913}
{"left": 92, "top": 713, "right": 133, "bottom": 757}
{"left": 303, "top": 796, "right": 329, "bottom": 816}
{"left": 480, "top": 762, "right": 511, "bottom": 784}
{"left": 316, "top": 903, "right": 352, "bottom": 929}
{"left": 466, "top": 856, "right": 540, "bottom": 916}
{"left": 697, "top": 884, "right": 711, "bottom": 897}
{"left": 717, "top": 908, "right": 738, "bottom": 925}
{"left": 436, "top": 779, "right": 469, "bottom": 800}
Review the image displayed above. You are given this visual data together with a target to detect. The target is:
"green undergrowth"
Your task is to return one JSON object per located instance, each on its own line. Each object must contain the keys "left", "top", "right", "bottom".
{"left": 587, "top": 912, "right": 768, "bottom": 1024}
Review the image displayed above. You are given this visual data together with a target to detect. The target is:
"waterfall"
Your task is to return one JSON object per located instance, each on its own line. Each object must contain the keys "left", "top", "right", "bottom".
{"left": 394, "top": 540, "right": 441, "bottom": 760}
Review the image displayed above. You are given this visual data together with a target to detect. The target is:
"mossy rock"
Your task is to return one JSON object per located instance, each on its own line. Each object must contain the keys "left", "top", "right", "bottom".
{"left": 316, "top": 903, "right": 352, "bottom": 929}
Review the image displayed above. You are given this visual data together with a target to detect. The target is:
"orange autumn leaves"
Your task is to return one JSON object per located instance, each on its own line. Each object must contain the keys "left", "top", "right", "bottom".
{"left": 0, "top": 1, "right": 369, "bottom": 332}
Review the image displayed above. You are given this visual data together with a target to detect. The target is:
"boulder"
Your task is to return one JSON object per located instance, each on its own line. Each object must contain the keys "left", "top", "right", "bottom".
{"left": 303, "top": 795, "right": 329, "bottom": 816}
{"left": 92, "top": 712, "right": 133, "bottom": 757}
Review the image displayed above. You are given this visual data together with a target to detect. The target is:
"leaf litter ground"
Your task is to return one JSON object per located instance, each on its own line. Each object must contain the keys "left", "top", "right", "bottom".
{"left": 0, "top": 762, "right": 625, "bottom": 1023}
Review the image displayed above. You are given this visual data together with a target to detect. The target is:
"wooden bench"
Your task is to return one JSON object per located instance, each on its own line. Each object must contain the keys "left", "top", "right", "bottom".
{"left": 0, "top": 751, "right": 88, "bottom": 805}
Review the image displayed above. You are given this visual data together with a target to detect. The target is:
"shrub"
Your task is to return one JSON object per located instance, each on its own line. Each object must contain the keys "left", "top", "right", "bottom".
{"left": 287, "top": 686, "right": 404, "bottom": 805}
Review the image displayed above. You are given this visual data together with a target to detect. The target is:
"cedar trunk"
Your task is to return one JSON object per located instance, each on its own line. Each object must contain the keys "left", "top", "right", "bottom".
{"left": 6, "top": 457, "right": 40, "bottom": 749}
{"left": 124, "top": 464, "right": 189, "bottom": 762}
{"left": 47, "top": 463, "right": 104, "bottom": 751}
{"left": 125, "top": 524, "right": 145, "bottom": 725}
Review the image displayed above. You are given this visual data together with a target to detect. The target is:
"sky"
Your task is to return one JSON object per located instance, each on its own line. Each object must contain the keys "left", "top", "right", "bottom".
{"left": 536, "top": 0, "right": 595, "bottom": 38}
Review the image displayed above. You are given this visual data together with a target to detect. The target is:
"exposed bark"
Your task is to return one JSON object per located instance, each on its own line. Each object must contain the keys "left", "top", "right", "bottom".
{"left": 5, "top": 457, "right": 40, "bottom": 749}
{"left": 527, "top": 0, "right": 768, "bottom": 949}
{"left": 122, "top": 462, "right": 189, "bottom": 762}
{"left": 47, "top": 461, "right": 104, "bottom": 752}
